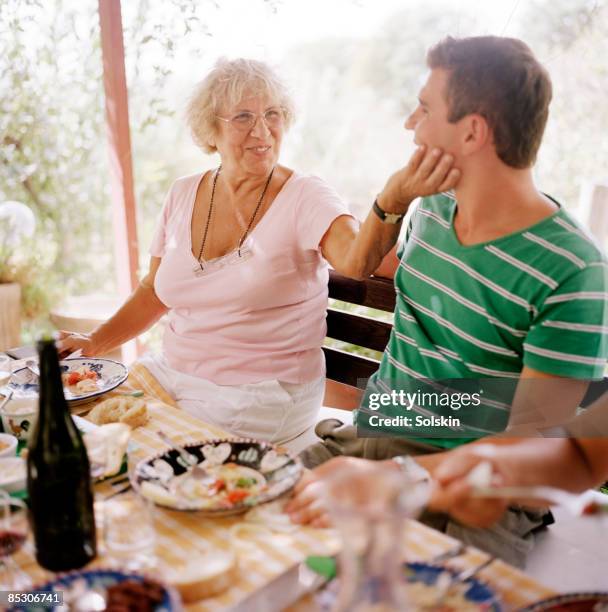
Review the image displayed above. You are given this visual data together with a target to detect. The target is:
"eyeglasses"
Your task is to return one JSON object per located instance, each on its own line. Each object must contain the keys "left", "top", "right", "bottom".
{"left": 215, "top": 107, "right": 286, "bottom": 132}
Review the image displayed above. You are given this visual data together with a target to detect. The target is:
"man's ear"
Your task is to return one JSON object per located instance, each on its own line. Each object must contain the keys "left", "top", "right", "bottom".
{"left": 460, "top": 114, "right": 490, "bottom": 156}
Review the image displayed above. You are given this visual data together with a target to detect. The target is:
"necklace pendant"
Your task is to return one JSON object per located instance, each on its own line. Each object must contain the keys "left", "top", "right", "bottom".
{"left": 193, "top": 263, "right": 206, "bottom": 277}
{"left": 237, "top": 243, "right": 253, "bottom": 261}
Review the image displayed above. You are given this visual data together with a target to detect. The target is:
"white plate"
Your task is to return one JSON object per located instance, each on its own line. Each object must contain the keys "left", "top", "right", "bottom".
{"left": 8, "top": 358, "right": 128, "bottom": 407}
{"left": 0, "top": 432, "right": 18, "bottom": 457}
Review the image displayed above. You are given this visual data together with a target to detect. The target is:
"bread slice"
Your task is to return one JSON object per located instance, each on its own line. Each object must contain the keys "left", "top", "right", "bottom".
{"left": 163, "top": 550, "right": 237, "bottom": 602}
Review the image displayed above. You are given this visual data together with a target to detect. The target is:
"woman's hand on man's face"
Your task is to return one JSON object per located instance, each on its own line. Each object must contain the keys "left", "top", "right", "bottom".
{"left": 379, "top": 145, "right": 461, "bottom": 212}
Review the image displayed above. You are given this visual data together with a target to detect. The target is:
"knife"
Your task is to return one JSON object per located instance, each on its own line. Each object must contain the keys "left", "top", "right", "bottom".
{"left": 227, "top": 556, "right": 334, "bottom": 612}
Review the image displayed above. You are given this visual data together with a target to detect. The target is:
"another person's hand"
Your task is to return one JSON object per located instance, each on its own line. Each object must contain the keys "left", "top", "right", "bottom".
{"left": 430, "top": 445, "right": 509, "bottom": 528}
{"left": 285, "top": 457, "right": 402, "bottom": 528}
{"left": 379, "top": 145, "right": 460, "bottom": 211}
{"left": 284, "top": 467, "right": 329, "bottom": 528}
{"left": 55, "top": 330, "right": 97, "bottom": 358}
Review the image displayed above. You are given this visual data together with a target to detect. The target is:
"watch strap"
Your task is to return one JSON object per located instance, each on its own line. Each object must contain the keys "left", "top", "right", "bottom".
{"left": 372, "top": 199, "right": 405, "bottom": 224}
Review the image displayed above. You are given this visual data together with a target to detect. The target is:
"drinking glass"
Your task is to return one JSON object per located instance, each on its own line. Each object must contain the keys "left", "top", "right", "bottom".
{"left": 0, "top": 355, "right": 12, "bottom": 389}
{"left": 103, "top": 492, "right": 157, "bottom": 572}
{"left": 0, "top": 492, "right": 31, "bottom": 591}
{"left": 319, "top": 465, "right": 430, "bottom": 612}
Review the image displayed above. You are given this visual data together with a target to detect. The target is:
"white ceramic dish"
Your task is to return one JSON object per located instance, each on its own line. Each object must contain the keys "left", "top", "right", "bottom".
{"left": 132, "top": 438, "right": 302, "bottom": 515}
{"left": 0, "top": 456, "right": 26, "bottom": 492}
{"left": 1, "top": 397, "right": 38, "bottom": 442}
{"left": 9, "top": 358, "right": 128, "bottom": 407}
{"left": 0, "top": 432, "right": 18, "bottom": 458}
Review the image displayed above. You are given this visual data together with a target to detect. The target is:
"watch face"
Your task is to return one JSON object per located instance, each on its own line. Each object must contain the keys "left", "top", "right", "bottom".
{"left": 385, "top": 212, "right": 404, "bottom": 224}
{"left": 373, "top": 200, "right": 404, "bottom": 224}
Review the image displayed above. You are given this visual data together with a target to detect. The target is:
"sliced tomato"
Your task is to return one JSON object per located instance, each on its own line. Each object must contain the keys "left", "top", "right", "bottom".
{"left": 226, "top": 489, "right": 250, "bottom": 505}
{"left": 67, "top": 371, "right": 82, "bottom": 385}
{"left": 210, "top": 479, "right": 226, "bottom": 493}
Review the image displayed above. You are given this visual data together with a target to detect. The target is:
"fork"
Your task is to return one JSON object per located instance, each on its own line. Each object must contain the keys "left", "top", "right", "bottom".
{"left": 425, "top": 542, "right": 466, "bottom": 565}
{"left": 427, "top": 555, "right": 496, "bottom": 610}
{"left": 156, "top": 430, "right": 211, "bottom": 481}
{"left": 0, "top": 388, "right": 13, "bottom": 411}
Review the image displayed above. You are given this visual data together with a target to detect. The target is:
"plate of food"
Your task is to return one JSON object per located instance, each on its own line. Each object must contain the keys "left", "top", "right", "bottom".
{"left": 316, "top": 562, "right": 502, "bottom": 611}
{"left": 8, "top": 358, "right": 128, "bottom": 406}
{"left": 132, "top": 438, "right": 302, "bottom": 515}
{"left": 519, "top": 592, "right": 608, "bottom": 611}
{"left": 7, "top": 568, "right": 182, "bottom": 611}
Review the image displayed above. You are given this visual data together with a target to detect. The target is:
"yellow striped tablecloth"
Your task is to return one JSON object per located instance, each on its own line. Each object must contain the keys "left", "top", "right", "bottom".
{"left": 14, "top": 364, "right": 556, "bottom": 611}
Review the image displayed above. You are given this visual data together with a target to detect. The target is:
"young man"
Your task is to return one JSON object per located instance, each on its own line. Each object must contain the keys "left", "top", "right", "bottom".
{"left": 294, "top": 36, "right": 608, "bottom": 566}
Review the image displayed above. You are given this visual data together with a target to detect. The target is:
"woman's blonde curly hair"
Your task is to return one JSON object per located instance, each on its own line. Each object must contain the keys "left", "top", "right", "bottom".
{"left": 186, "top": 58, "right": 296, "bottom": 154}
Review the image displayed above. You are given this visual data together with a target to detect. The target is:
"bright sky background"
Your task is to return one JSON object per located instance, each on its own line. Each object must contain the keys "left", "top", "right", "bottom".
{"left": 145, "top": 0, "right": 531, "bottom": 137}
{"left": 147, "top": 0, "right": 529, "bottom": 81}
{"left": 201, "top": 0, "right": 525, "bottom": 58}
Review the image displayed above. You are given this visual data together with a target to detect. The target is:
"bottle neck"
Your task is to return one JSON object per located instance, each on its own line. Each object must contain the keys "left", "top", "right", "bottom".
{"left": 37, "top": 340, "right": 70, "bottom": 424}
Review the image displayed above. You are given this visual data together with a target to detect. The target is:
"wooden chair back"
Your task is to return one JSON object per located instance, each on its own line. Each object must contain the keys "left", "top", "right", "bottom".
{"left": 322, "top": 270, "right": 395, "bottom": 409}
{"left": 322, "top": 269, "right": 606, "bottom": 410}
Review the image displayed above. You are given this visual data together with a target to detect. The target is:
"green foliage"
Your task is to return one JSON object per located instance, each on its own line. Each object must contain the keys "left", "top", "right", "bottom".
{"left": 0, "top": 232, "right": 58, "bottom": 321}
{"left": 519, "top": 0, "right": 608, "bottom": 211}
{"left": 0, "top": 0, "right": 110, "bottom": 306}
{"left": 0, "top": 0, "right": 213, "bottom": 339}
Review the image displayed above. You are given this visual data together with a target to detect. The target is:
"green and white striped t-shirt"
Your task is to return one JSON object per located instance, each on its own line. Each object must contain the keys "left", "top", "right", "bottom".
{"left": 357, "top": 192, "right": 608, "bottom": 448}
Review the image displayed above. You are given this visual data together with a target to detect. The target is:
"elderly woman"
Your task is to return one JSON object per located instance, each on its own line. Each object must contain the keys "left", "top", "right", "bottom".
{"left": 57, "top": 58, "right": 362, "bottom": 445}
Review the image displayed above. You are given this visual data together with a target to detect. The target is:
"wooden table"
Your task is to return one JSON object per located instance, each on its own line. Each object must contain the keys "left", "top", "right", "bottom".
{"left": 11, "top": 363, "right": 556, "bottom": 611}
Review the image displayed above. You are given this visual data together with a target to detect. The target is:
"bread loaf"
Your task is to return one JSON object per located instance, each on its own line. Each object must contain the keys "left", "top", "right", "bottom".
{"left": 87, "top": 396, "right": 149, "bottom": 428}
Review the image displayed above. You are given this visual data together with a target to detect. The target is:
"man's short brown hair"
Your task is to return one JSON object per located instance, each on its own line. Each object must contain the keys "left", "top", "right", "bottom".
{"left": 427, "top": 36, "right": 552, "bottom": 169}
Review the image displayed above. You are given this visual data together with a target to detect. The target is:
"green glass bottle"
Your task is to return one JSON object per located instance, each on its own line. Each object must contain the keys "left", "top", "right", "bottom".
{"left": 27, "top": 337, "right": 97, "bottom": 571}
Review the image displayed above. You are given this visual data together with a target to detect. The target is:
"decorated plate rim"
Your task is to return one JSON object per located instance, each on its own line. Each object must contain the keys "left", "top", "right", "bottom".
{"left": 131, "top": 437, "right": 302, "bottom": 515}
{"left": 405, "top": 561, "right": 502, "bottom": 610}
{"left": 10, "top": 357, "right": 128, "bottom": 404}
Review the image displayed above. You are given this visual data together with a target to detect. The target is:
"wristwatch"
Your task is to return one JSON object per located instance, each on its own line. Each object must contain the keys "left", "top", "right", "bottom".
{"left": 392, "top": 455, "right": 432, "bottom": 485}
{"left": 372, "top": 198, "right": 405, "bottom": 225}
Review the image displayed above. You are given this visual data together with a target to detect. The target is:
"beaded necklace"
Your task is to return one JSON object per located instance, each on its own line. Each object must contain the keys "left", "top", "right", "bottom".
{"left": 195, "top": 165, "right": 275, "bottom": 273}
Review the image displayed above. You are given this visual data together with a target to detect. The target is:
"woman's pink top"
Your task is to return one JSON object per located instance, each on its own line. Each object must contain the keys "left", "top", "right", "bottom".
{"left": 150, "top": 171, "right": 353, "bottom": 385}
